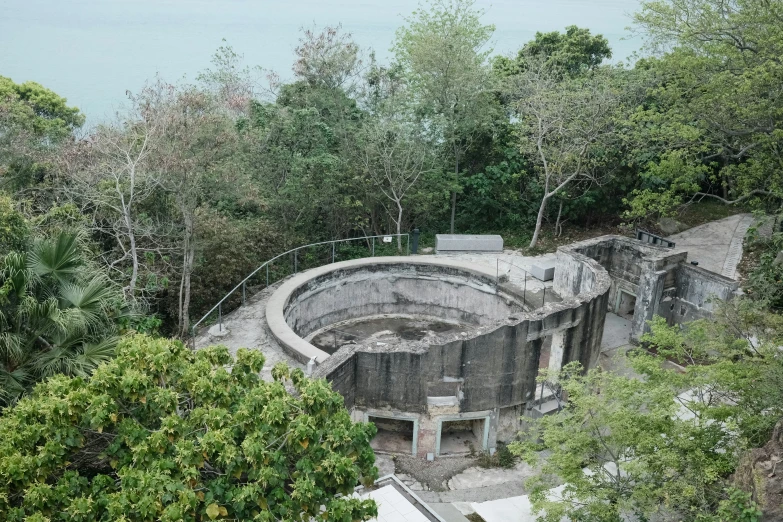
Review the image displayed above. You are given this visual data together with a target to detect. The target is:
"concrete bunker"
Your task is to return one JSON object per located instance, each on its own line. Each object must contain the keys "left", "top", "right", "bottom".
{"left": 561, "top": 236, "right": 740, "bottom": 342}
{"left": 267, "top": 254, "right": 611, "bottom": 458}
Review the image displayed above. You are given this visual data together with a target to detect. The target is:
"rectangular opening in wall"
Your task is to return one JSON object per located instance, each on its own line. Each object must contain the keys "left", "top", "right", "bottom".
{"left": 438, "top": 418, "right": 485, "bottom": 456}
{"left": 617, "top": 291, "right": 637, "bottom": 319}
{"left": 367, "top": 416, "right": 414, "bottom": 455}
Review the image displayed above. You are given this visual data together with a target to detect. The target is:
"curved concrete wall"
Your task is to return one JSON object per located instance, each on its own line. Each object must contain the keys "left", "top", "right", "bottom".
{"left": 286, "top": 262, "right": 525, "bottom": 338}
{"left": 267, "top": 257, "right": 526, "bottom": 364}
{"left": 268, "top": 252, "right": 610, "bottom": 457}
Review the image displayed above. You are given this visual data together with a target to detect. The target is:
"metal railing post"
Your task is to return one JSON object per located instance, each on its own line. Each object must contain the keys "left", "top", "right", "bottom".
{"left": 218, "top": 303, "right": 222, "bottom": 330}
{"left": 266, "top": 264, "right": 269, "bottom": 287}
{"left": 294, "top": 250, "right": 298, "bottom": 273}
{"left": 332, "top": 242, "right": 336, "bottom": 263}
{"left": 543, "top": 286, "right": 547, "bottom": 306}
{"left": 372, "top": 237, "right": 375, "bottom": 257}
{"left": 242, "top": 282, "right": 246, "bottom": 304}
{"left": 524, "top": 272, "right": 527, "bottom": 304}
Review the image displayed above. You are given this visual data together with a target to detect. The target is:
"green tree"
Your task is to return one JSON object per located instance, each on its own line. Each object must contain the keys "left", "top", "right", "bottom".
{"left": 624, "top": 0, "right": 783, "bottom": 218}
{"left": 0, "top": 76, "right": 84, "bottom": 138}
{"left": 0, "top": 335, "right": 379, "bottom": 521}
{"left": 394, "top": 0, "right": 495, "bottom": 233}
{"left": 494, "top": 26, "right": 612, "bottom": 79}
{"left": 513, "top": 363, "right": 737, "bottom": 521}
{"left": 67, "top": 83, "right": 168, "bottom": 301}
{"left": 512, "top": 299, "right": 782, "bottom": 521}
{"left": 0, "top": 193, "right": 28, "bottom": 254}
{"left": 509, "top": 61, "right": 628, "bottom": 248}
{"left": 150, "top": 84, "right": 239, "bottom": 336}
{"left": 259, "top": 26, "right": 370, "bottom": 240}
{"left": 360, "top": 70, "right": 435, "bottom": 250}
{"left": 0, "top": 232, "right": 127, "bottom": 406}
{"left": 0, "top": 76, "right": 84, "bottom": 195}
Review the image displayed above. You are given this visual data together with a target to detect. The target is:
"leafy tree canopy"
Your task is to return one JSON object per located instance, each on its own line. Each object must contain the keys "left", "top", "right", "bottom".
{"left": 0, "top": 335, "right": 379, "bottom": 521}
{"left": 623, "top": 0, "right": 783, "bottom": 219}
{"left": 494, "top": 26, "right": 612, "bottom": 78}
{"left": 512, "top": 299, "right": 782, "bottom": 521}
{"left": 0, "top": 193, "right": 28, "bottom": 253}
{"left": 0, "top": 75, "right": 84, "bottom": 138}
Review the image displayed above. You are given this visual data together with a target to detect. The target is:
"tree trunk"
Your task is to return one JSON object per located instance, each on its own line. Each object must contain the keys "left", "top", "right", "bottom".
{"left": 396, "top": 200, "right": 403, "bottom": 251}
{"left": 555, "top": 200, "right": 564, "bottom": 237}
{"left": 449, "top": 154, "right": 459, "bottom": 234}
{"left": 178, "top": 212, "right": 195, "bottom": 338}
{"left": 450, "top": 191, "right": 457, "bottom": 234}
{"left": 123, "top": 206, "right": 139, "bottom": 297}
{"left": 530, "top": 195, "right": 548, "bottom": 249}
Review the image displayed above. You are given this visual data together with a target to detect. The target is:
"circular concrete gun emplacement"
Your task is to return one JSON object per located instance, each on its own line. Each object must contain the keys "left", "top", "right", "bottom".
{"left": 266, "top": 255, "right": 611, "bottom": 458}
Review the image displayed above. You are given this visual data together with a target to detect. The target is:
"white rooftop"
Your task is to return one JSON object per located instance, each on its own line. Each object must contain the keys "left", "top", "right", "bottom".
{"left": 360, "top": 484, "right": 432, "bottom": 522}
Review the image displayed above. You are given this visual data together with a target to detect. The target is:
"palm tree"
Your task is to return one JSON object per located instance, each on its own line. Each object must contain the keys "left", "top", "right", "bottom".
{"left": 0, "top": 232, "right": 128, "bottom": 406}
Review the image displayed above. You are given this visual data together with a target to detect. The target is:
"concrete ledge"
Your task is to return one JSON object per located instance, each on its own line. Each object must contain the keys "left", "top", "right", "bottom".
{"left": 435, "top": 234, "right": 503, "bottom": 253}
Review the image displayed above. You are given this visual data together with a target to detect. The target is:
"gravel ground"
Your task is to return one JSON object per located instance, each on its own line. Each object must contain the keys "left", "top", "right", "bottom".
{"left": 394, "top": 455, "right": 478, "bottom": 492}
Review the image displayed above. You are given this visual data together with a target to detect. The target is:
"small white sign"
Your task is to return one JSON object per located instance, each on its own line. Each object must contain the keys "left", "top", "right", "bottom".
{"left": 382, "top": 236, "right": 393, "bottom": 243}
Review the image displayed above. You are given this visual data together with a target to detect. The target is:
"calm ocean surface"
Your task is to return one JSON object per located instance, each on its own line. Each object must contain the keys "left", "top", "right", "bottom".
{"left": 0, "top": 0, "right": 644, "bottom": 123}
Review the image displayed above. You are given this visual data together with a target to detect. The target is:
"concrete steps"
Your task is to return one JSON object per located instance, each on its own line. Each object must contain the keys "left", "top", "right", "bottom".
{"left": 528, "top": 399, "right": 561, "bottom": 419}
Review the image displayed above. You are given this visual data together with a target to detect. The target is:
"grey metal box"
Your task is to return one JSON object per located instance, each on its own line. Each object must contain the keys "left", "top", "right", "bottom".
{"left": 530, "top": 261, "right": 556, "bottom": 281}
{"left": 435, "top": 234, "right": 503, "bottom": 253}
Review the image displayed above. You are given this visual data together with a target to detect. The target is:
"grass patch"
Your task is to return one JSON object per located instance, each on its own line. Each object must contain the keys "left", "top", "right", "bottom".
{"left": 466, "top": 514, "right": 487, "bottom": 522}
{"left": 676, "top": 200, "right": 746, "bottom": 228}
{"left": 476, "top": 442, "right": 519, "bottom": 469}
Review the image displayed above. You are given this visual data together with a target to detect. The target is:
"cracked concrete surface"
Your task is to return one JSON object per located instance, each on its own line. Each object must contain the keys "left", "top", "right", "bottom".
{"left": 667, "top": 213, "right": 753, "bottom": 279}
{"left": 194, "top": 282, "right": 304, "bottom": 381}
{"left": 434, "top": 251, "right": 555, "bottom": 299}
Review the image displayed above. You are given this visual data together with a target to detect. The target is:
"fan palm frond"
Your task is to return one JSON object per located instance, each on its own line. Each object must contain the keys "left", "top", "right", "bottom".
{"left": 59, "top": 276, "right": 117, "bottom": 329}
{"left": 0, "top": 252, "right": 31, "bottom": 299}
{"left": 0, "top": 332, "right": 24, "bottom": 366}
{"left": 33, "top": 336, "right": 117, "bottom": 379}
{"left": 17, "top": 296, "right": 68, "bottom": 341}
{"left": 0, "top": 366, "right": 29, "bottom": 406}
{"left": 28, "top": 232, "right": 84, "bottom": 282}
{"left": 31, "top": 345, "right": 70, "bottom": 380}
{"left": 1, "top": 231, "right": 126, "bottom": 406}
{"left": 72, "top": 338, "right": 117, "bottom": 376}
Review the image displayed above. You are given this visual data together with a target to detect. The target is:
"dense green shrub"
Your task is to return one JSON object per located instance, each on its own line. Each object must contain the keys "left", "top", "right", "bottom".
{"left": 0, "top": 335, "right": 379, "bottom": 521}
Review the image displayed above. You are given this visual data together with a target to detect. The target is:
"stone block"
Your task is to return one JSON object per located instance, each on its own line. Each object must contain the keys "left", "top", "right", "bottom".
{"left": 530, "top": 259, "right": 556, "bottom": 281}
{"left": 435, "top": 234, "right": 503, "bottom": 253}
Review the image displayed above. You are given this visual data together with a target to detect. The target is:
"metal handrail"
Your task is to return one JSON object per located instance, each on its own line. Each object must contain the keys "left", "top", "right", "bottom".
{"left": 190, "top": 233, "right": 410, "bottom": 339}
{"left": 495, "top": 258, "right": 549, "bottom": 308}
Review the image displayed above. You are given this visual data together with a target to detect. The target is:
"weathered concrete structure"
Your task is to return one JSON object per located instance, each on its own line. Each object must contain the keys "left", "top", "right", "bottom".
{"left": 268, "top": 254, "right": 610, "bottom": 458}
{"left": 264, "top": 234, "right": 739, "bottom": 459}
{"left": 563, "top": 236, "right": 739, "bottom": 342}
